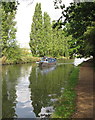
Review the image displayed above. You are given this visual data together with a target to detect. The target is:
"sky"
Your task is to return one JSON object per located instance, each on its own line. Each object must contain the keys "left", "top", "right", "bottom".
{"left": 15, "top": 0, "right": 73, "bottom": 48}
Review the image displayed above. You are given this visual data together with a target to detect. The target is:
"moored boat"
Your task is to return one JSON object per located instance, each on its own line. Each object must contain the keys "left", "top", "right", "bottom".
{"left": 36, "top": 57, "right": 57, "bottom": 67}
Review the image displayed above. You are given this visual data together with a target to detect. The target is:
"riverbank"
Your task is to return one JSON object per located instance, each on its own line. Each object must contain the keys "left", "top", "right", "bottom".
{"left": 0, "top": 56, "right": 68, "bottom": 65}
{"left": 51, "top": 58, "right": 94, "bottom": 118}
{"left": 72, "top": 59, "right": 94, "bottom": 118}
{"left": 0, "top": 56, "right": 40, "bottom": 65}
{"left": 51, "top": 66, "right": 79, "bottom": 118}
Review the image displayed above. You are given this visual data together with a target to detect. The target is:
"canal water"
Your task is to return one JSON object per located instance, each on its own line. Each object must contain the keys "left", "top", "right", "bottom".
{"left": 2, "top": 59, "right": 75, "bottom": 118}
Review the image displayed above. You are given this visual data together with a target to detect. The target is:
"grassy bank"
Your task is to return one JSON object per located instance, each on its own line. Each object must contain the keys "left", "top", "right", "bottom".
{"left": 0, "top": 48, "right": 40, "bottom": 65}
{"left": 1, "top": 52, "right": 70, "bottom": 65}
{"left": 51, "top": 67, "right": 79, "bottom": 118}
{"left": 1, "top": 55, "right": 40, "bottom": 65}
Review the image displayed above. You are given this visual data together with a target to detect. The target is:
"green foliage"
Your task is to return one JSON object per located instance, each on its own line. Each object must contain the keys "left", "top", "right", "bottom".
{"left": 6, "top": 45, "right": 21, "bottom": 63}
{"left": 29, "top": 3, "right": 43, "bottom": 56}
{"left": 43, "top": 12, "right": 52, "bottom": 56}
{"left": 30, "top": 3, "right": 70, "bottom": 57}
{"left": 0, "top": 2, "right": 17, "bottom": 55}
{"left": 1, "top": 2, "right": 17, "bottom": 13}
{"left": 52, "top": 67, "right": 79, "bottom": 118}
{"left": 0, "top": 2, "right": 23, "bottom": 63}
{"left": 83, "top": 22, "right": 95, "bottom": 57}
{"left": 52, "top": 21, "right": 69, "bottom": 57}
{"left": 63, "top": 2, "right": 95, "bottom": 58}
{"left": 53, "top": 1, "right": 95, "bottom": 58}
{"left": 2, "top": 48, "right": 40, "bottom": 65}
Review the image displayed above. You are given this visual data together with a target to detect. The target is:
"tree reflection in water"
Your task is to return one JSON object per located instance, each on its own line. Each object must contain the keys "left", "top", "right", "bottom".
{"left": 2, "top": 60, "right": 74, "bottom": 118}
{"left": 29, "top": 63, "right": 74, "bottom": 117}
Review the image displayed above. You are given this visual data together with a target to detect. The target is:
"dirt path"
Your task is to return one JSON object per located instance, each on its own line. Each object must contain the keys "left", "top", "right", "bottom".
{"left": 72, "top": 60, "right": 94, "bottom": 118}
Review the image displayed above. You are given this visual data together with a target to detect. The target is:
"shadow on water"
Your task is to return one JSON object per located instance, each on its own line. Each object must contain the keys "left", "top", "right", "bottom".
{"left": 2, "top": 59, "right": 75, "bottom": 118}
{"left": 38, "top": 65, "right": 56, "bottom": 75}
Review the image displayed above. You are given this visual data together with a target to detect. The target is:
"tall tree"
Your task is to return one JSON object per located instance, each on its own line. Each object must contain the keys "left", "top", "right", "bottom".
{"left": 29, "top": 3, "right": 43, "bottom": 56}
{"left": 30, "top": 2, "right": 70, "bottom": 57}
{"left": 43, "top": 12, "right": 52, "bottom": 56}
{"left": 0, "top": 2, "right": 19, "bottom": 59}
{"left": 52, "top": 21, "right": 70, "bottom": 57}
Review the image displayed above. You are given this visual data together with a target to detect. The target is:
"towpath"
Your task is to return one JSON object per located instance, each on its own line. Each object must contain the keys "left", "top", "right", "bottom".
{"left": 72, "top": 59, "right": 94, "bottom": 118}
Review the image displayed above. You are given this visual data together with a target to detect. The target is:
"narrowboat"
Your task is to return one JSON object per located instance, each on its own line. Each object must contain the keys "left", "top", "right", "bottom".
{"left": 36, "top": 57, "right": 57, "bottom": 67}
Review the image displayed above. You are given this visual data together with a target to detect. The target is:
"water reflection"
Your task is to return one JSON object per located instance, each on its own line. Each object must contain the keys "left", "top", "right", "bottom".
{"left": 29, "top": 63, "right": 74, "bottom": 117}
{"left": 38, "top": 65, "right": 56, "bottom": 75}
{"left": 2, "top": 65, "right": 19, "bottom": 118}
{"left": 2, "top": 64, "right": 36, "bottom": 118}
{"left": 2, "top": 60, "right": 74, "bottom": 118}
{"left": 15, "top": 65, "right": 36, "bottom": 118}
{"left": 38, "top": 106, "right": 54, "bottom": 118}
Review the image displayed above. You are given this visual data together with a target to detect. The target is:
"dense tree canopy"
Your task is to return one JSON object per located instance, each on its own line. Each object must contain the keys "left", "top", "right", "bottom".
{"left": 65, "top": 2, "right": 95, "bottom": 58}
{"left": 53, "top": 1, "right": 95, "bottom": 58}
{"left": 1, "top": 2, "right": 17, "bottom": 13}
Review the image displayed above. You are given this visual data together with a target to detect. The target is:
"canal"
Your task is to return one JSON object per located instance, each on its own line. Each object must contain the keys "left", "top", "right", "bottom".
{"left": 2, "top": 59, "right": 76, "bottom": 118}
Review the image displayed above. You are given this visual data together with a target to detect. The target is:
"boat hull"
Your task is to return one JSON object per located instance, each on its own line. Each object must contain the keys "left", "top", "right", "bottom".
{"left": 39, "top": 61, "right": 56, "bottom": 67}
{"left": 37, "top": 57, "right": 57, "bottom": 67}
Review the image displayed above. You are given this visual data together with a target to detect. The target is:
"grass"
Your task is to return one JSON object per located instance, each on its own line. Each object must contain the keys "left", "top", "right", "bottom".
{"left": 1, "top": 54, "right": 40, "bottom": 65}
{"left": 51, "top": 67, "right": 79, "bottom": 118}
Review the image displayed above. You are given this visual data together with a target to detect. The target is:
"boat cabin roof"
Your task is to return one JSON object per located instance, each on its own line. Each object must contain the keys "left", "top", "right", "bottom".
{"left": 41, "top": 57, "right": 56, "bottom": 61}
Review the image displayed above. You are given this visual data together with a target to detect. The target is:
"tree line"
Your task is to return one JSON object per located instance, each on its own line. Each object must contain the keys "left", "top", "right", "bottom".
{"left": 29, "top": 3, "right": 71, "bottom": 57}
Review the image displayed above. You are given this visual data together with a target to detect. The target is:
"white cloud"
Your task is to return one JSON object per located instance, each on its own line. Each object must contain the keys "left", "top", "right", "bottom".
{"left": 15, "top": 0, "right": 73, "bottom": 48}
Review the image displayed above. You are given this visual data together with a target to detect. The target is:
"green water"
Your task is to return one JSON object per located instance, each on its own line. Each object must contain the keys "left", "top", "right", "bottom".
{"left": 2, "top": 60, "right": 75, "bottom": 118}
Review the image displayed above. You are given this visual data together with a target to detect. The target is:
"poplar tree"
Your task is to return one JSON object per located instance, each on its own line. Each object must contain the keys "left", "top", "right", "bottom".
{"left": 43, "top": 12, "right": 52, "bottom": 56}
{"left": 52, "top": 21, "right": 69, "bottom": 57}
{"left": 30, "top": 3, "right": 70, "bottom": 57}
{"left": 29, "top": 3, "right": 43, "bottom": 56}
